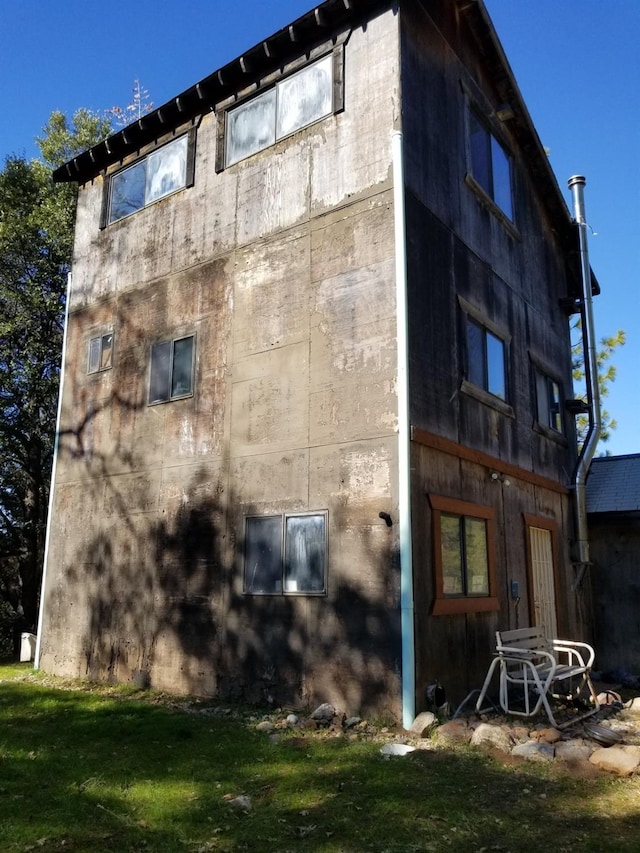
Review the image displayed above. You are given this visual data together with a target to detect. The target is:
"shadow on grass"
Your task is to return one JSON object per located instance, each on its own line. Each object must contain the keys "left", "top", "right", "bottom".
{"left": 1, "top": 678, "right": 640, "bottom": 853}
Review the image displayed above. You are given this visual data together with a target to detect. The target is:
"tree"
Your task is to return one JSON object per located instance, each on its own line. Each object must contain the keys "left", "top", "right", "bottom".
{"left": 0, "top": 109, "right": 111, "bottom": 655}
{"left": 106, "top": 79, "right": 154, "bottom": 129}
{"left": 571, "top": 319, "right": 626, "bottom": 450}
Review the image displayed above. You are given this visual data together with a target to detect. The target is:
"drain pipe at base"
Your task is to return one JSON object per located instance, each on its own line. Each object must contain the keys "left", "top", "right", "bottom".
{"left": 392, "top": 130, "right": 416, "bottom": 729}
{"left": 568, "top": 176, "right": 601, "bottom": 589}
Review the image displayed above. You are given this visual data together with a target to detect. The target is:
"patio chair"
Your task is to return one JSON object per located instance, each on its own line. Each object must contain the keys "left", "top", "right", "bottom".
{"left": 475, "top": 626, "right": 600, "bottom": 728}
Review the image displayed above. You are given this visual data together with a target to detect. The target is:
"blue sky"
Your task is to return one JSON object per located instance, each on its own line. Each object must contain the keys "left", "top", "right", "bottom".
{"left": 1, "top": 0, "right": 638, "bottom": 456}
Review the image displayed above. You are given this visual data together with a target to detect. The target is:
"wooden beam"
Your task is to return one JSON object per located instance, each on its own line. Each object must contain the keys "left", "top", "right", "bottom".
{"left": 314, "top": 7, "right": 327, "bottom": 26}
{"left": 288, "top": 24, "right": 297, "bottom": 41}
{"left": 411, "top": 426, "right": 570, "bottom": 495}
{"left": 262, "top": 40, "right": 272, "bottom": 58}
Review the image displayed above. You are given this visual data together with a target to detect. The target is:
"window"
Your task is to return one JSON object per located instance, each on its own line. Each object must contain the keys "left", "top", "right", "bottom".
{"left": 88, "top": 333, "right": 113, "bottom": 373}
{"left": 148, "top": 335, "right": 194, "bottom": 404}
{"left": 535, "top": 371, "right": 562, "bottom": 433}
{"left": 107, "top": 134, "right": 192, "bottom": 224}
{"left": 466, "top": 317, "right": 506, "bottom": 400}
{"left": 429, "top": 495, "right": 498, "bottom": 615}
{"left": 468, "top": 108, "right": 513, "bottom": 220}
{"left": 226, "top": 54, "right": 334, "bottom": 166}
{"left": 244, "top": 512, "right": 327, "bottom": 595}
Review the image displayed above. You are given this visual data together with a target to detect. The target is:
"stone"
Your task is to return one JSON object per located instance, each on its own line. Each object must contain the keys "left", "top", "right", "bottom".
{"left": 344, "top": 716, "right": 361, "bottom": 729}
{"left": 511, "top": 741, "right": 555, "bottom": 761}
{"left": 227, "top": 795, "right": 252, "bottom": 812}
{"left": 380, "top": 743, "right": 416, "bottom": 757}
{"left": 470, "top": 723, "right": 512, "bottom": 753}
{"left": 555, "top": 740, "right": 593, "bottom": 762}
{"left": 285, "top": 714, "right": 299, "bottom": 727}
{"left": 620, "top": 697, "right": 640, "bottom": 721}
{"left": 589, "top": 746, "right": 640, "bottom": 777}
{"left": 435, "top": 720, "right": 471, "bottom": 744}
{"left": 533, "top": 727, "right": 562, "bottom": 744}
{"left": 255, "top": 720, "right": 275, "bottom": 733}
{"left": 409, "top": 711, "right": 437, "bottom": 736}
{"left": 311, "top": 703, "right": 336, "bottom": 721}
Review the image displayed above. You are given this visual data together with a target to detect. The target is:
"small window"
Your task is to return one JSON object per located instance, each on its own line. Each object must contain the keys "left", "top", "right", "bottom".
{"left": 468, "top": 108, "right": 513, "bottom": 220}
{"left": 108, "top": 134, "right": 190, "bottom": 224}
{"left": 88, "top": 333, "right": 113, "bottom": 374}
{"left": 429, "top": 495, "right": 498, "bottom": 616}
{"left": 466, "top": 317, "right": 506, "bottom": 400}
{"left": 148, "top": 335, "right": 194, "bottom": 404}
{"left": 244, "top": 512, "right": 327, "bottom": 595}
{"left": 226, "top": 54, "right": 334, "bottom": 167}
{"left": 535, "top": 371, "right": 562, "bottom": 433}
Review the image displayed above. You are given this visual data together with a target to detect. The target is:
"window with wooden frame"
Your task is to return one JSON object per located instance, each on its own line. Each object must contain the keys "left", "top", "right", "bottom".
{"left": 148, "top": 334, "right": 195, "bottom": 404}
{"left": 88, "top": 332, "right": 113, "bottom": 374}
{"left": 221, "top": 46, "right": 343, "bottom": 169}
{"left": 102, "top": 130, "right": 196, "bottom": 226}
{"left": 429, "top": 495, "right": 499, "bottom": 615}
{"left": 467, "top": 106, "right": 513, "bottom": 221}
{"left": 535, "top": 369, "right": 562, "bottom": 433}
{"left": 458, "top": 297, "right": 512, "bottom": 415}
{"left": 243, "top": 511, "right": 327, "bottom": 595}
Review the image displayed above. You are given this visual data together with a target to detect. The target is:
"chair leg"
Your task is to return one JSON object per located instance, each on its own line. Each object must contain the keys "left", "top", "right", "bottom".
{"left": 476, "top": 657, "right": 501, "bottom": 713}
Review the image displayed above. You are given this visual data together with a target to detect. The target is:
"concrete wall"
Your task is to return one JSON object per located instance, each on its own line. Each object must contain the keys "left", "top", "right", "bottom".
{"left": 40, "top": 8, "right": 404, "bottom": 717}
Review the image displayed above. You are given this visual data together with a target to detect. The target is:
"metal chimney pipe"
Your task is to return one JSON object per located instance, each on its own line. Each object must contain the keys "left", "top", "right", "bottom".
{"left": 568, "top": 175, "right": 601, "bottom": 573}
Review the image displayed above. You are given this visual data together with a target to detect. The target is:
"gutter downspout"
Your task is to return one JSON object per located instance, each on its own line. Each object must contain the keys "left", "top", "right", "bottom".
{"left": 392, "top": 130, "right": 415, "bottom": 728}
{"left": 34, "top": 271, "right": 72, "bottom": 668}
{"left": 568, "top": 176, "right": 601, "bottom": 586}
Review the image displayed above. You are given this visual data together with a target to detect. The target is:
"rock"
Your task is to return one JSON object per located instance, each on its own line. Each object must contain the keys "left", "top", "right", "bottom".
{"left": 533, "top": 727, "right": 562, "bottom": 744}
{"left": 511, "top": 741, "right": 555, "bottom": 761}
{"left": 343, "top": 716, "right": 361, "bottom": 729}
{"left": 470, "top": 723, "right": 512, "bottom": 753}
{"left": 255, "top": 720, "right": 275, "bottom": 733}
{"left": 285, "top": 714, "right": 299, "bottom": 727}
{"left": 227, "top": 795, "right": 252, "bottom": 812}
{"left": 380, "top": 743, "right": 417, "bottom": 757}
{"left": 311, "top": 703, "right": 336, "bottom": 722}
{"left": 555, "top": 740, "right": 593, "bottom": 762}
{"left": 409, "top": 711, "right": 437, "bottom": 736}
{"left": 620, "top": 697, "right": 640, "bottom": 721}
{"left": 435, "top": 720, "right": 471, "bottom": 744}
{"left": 589, "top": 745, "right": 640, "bottom": 776}
{"left": 511, "top": 726, "right": 530, "bottom": 743}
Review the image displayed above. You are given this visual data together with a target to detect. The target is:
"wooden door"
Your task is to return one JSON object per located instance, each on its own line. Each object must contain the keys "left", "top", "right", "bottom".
{"left": 527, "top": 525, "right": 558, "bottom": 638}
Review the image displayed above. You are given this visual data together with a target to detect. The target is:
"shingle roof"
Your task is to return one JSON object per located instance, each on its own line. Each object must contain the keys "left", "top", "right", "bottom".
{"left": 586, "top": 454, "right": 640, "bottom": 514}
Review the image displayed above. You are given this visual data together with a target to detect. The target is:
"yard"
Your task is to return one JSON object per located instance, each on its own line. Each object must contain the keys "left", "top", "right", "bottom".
{"left": 1, "top": 664, "right": 639, "bottom": 852}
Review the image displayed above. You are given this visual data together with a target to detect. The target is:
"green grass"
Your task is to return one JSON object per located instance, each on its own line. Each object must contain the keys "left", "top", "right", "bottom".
{"left": 1, "top": 664, "right": 639, "bottom": 852}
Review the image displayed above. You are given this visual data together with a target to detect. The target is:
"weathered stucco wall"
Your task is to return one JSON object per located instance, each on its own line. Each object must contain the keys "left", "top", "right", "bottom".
{"left": 40, "top": 8, "right": 403, "bottom": 717}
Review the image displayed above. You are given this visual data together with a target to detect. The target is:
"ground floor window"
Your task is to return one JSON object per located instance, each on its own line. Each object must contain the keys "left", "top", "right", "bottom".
{"left": 429, "top": 494, "right": 499, "bottom": 615}
{"left": 244, "top": 511, "right": 327, "bottom": 595}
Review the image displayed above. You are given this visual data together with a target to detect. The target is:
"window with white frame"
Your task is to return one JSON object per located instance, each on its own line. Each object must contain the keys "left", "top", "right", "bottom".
{"left": 148, "top": 335, "right": 195, "bottom": 404}
{"left": 244, "top": 511, "right": 327, "bottom": 595}
{"left": 107, "top": 134, "right": 191, "bottom": 224}
{"left": 88, "top": 333, "right": 113, "bottom": 374}
{"left": 535, "top": 370, "right": 562, "bottom": 433}
{"left": 468, "top": 108, "right": 513, "bottom": 220}
{"left": 226, "top": 54, "right": 334, "bottom": 166}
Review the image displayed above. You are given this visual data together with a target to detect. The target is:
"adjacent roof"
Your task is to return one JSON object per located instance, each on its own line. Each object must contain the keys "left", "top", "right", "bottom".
{"left": 586, "top": 454, "right": 640, "bottom": 515}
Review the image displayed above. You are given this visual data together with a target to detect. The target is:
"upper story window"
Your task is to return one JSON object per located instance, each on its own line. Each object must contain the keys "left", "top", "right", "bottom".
{"left": 466, "top": 317, "right": 506, "bottom": 400}
{"left": 225, "top": 53, "right": 334, "bottom": 167}
{"left": 468, "top": 108, "right": 513, "bottom": 221}
{"left": 535, "top": 370, "right": 562, "bottom": 433}
{"left": 244, "top": 511, "right": 327, "bottom": 595}
{"left": 88, "top": 333, "right": 113, "bottom": 374}
{"left": 105, "top": 132, "right": 195, "bottom": 225}
{"left": 148, "top": 334, "right": 195, "bottom": 404}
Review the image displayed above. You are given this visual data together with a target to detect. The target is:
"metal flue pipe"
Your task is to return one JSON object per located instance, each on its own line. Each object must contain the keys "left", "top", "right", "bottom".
{"left": 569, "top": 175, "right": 601, "bottom": 573}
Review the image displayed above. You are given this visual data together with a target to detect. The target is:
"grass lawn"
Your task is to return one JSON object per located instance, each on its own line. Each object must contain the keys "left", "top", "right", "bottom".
{"left": 1, "top": 663, "right": 639, "bottom": 852}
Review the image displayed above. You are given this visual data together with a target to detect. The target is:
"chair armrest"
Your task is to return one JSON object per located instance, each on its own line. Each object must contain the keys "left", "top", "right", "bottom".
{"left": 497, "top": 645, "right": 556, "bottom": 668}
{"left": 552, "top": 639, "right": 595, "bottom": 669}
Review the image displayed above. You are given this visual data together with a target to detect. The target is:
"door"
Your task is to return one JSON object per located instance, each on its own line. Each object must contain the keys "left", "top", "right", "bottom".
{"left": 526, "top": 522, "right": 558, "bottom": 638}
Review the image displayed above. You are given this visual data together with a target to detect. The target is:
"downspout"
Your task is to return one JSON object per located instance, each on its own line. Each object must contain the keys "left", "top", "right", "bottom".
{"left": 568, "top": 176, "right": 601, "bottom": 585}
{"left": 34, "top": 270, "right": 72, "bottom": 668}
{"left": 392, "top": 130, "right": 415, "bottom": 728}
